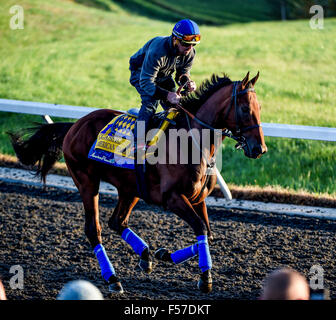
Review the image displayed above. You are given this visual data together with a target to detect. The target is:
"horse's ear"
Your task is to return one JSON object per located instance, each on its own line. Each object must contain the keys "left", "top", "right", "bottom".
{"left": 242, "top": 71, "right": 250, "bottom": 88}
{"left": 250, "top": 71, "right": 260, "bottom": 87}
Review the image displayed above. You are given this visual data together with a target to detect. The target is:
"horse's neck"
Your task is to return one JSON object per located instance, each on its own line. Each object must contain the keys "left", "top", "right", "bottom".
{"left": 194, "top": 84, "right": 231, "bottom": 129}
{"left": 189, "top": 85, "right": 231, "bottom": 160}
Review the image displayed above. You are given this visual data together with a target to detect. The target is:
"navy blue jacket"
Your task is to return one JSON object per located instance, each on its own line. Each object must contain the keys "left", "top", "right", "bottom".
{"left": 129, "top": 36, "right": 195, "bottom": 100}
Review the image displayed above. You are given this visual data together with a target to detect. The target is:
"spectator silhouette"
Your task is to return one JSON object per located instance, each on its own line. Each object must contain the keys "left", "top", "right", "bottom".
{"left": 57, "top": 280, "right": 104, "bottom": 300}
{"left": 260, "top": 267, "right": 310, "bottom": 300}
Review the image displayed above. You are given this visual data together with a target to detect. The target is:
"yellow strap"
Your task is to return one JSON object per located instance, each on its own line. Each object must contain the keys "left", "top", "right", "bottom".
{"left": 147, "top": 110, "right": 179, "bottom": 147}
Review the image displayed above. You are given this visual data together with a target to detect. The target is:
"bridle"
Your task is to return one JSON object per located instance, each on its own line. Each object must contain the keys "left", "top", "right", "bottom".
{"left": 176, "top": 80, "right": 261, "bottom": 149}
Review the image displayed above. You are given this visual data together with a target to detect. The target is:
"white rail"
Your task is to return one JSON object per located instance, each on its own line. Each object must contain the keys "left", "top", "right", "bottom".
{"left": 0, "top": 99, "right": 98, "bottom": 119}
{"left": 1, "top": 99, "right": 335, "bottom": 141}
{"left": 1, "top": 98, "right": 335, "bottom": 200}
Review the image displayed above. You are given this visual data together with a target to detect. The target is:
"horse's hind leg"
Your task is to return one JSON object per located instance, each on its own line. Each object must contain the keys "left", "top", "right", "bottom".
{"left": 108, "top": 193, "right": 153, "bottom": 274}
{"left": 65, "top": 162, "right": 124, "bottom": 293}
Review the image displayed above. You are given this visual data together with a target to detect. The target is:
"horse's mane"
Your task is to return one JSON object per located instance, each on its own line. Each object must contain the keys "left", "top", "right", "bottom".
{"left": 180, "top": 73, "right": 233, "bottom": 113}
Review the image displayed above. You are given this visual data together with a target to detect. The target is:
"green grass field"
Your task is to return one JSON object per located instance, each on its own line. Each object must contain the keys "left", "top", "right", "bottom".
{"left": 0, "top": 0, "right": 335, "bottom": 195}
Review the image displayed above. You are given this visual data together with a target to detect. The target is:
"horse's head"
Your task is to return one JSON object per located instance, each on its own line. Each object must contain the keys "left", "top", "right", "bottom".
{"left": 217, "top": 72, "right": 267, "bottom": 159}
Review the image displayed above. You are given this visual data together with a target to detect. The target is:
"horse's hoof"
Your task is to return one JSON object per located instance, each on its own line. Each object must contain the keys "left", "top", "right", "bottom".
{"left": 108, "top": 275, "right": 124, "bottom": 294}
{"left": 139, "top": 248, "right": 153, "bottom": 274}
{"left": 108, "top": 282, "right": 124, "bottom": 294}
{"left": 139, "top": 258, "right": 153, "bottom": 274}
{"left": 154, "top": 248, "right": 173, "bottom": 263}
{"left": 197, "top": 270, "right": 213, "bottom": 293}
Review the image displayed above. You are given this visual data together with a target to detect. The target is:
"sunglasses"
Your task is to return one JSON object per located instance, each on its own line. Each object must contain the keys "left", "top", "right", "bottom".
{"left": 182, "top": 34, "right": 201, "bottom": 42}
{"left": 180, "top": 40, "right": 196, "bottom": 47}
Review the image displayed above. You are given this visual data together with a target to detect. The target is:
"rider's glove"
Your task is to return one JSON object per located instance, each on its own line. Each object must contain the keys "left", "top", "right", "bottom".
{"left": 167, "top": 92, "right": 181, "bottom": 105}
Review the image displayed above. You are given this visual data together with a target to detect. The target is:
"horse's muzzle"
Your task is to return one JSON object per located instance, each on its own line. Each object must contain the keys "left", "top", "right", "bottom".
{"left": 243, "top": 142, "right": 267, "bottom": 159}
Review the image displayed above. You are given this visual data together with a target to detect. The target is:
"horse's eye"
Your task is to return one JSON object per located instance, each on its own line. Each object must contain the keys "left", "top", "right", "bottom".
{"left": 242, "top": 106, "right": 250, "bottom": 113}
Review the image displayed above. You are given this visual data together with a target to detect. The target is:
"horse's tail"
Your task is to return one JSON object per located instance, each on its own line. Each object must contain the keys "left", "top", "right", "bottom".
{"left": 8, "top": 122, "right": 74, "bottom": 183}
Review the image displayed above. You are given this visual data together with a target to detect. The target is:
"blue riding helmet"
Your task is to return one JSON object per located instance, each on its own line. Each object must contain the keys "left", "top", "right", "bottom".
{"left": 172, "top": 19, "right": 201, "bottom": 44}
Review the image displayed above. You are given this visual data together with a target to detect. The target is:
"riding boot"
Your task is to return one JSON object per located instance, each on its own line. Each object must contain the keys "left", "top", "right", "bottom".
{"left": 133, "top": 111, "right": 153, "bottom": 203}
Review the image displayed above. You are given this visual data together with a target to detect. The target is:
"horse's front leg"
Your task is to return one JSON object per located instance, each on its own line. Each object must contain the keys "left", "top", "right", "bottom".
{"left": 193, "top": 201, "right": 213, "bottom": 243}
{"left": 156, "top": 192, "right": 213, "bottom": 293}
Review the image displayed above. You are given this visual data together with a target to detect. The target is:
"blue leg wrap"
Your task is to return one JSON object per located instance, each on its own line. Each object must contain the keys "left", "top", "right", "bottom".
{"left": 121, "top": 228, "right": 148, "bottom": 256}
{"left": 171, "top": 244, "right": 198, "bottom": 264}
{"left": 197, "top": 235, "right": 212, "bottom": 272}
{"left": 94, "top": 244, "right": 115, "bottom": 282}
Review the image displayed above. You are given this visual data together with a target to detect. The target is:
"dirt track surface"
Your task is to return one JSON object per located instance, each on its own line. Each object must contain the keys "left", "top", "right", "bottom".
{"left": 0, "top": 180, "right": 335, "bottom": 300}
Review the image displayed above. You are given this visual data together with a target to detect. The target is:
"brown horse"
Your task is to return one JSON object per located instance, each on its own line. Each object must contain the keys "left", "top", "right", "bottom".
{"left": 9, "top": 72, "right": 267, "bottom": 294}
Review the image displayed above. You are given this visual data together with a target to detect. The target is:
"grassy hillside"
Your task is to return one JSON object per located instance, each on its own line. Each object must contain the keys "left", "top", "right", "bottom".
{"left": 106, "top": 0, "right": 280, "bottom": 24}
{"left": 0, "top": 0, "right": 335, "bottom": 195}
